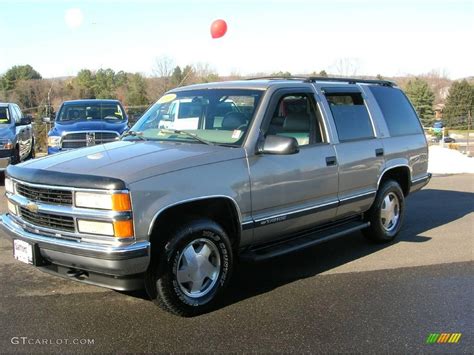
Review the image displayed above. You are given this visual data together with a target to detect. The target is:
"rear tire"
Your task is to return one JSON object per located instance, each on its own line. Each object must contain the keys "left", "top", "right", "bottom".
{"left": 363, "top": 180, "right": 405, "bottom": 243}
{"left": 145, "top": 218, "right": 233, "bottom": 317}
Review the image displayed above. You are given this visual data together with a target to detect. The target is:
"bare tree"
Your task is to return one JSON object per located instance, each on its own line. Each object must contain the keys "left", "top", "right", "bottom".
{"left": 152, "top": 55, "right": 175, "bottom": 78}
{"left": 332, "top": 58, "right": 360, "bottom": 77}
{"left": 152, "top": 55, "right": 176, "bottom": 94}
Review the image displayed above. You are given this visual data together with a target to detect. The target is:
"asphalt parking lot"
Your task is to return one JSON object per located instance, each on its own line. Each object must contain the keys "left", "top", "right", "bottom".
{"left": 0, "top": 174, "right": 472, "bottom": 353}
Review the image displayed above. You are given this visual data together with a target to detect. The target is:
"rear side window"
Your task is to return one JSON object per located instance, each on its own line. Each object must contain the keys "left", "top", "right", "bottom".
{"left": 369, "top": 86, "right": 423, "bottom": 136}
{"left": 324, "top": 91, "right": 374, "bottom": 142}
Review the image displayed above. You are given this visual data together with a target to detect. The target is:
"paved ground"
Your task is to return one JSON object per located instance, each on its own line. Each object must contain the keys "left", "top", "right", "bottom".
{"left": 0, "top": 174, "right": 472, "bottom": 353}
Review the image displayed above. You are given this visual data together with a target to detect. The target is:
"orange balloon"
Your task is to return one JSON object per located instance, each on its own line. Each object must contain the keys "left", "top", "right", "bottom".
{"left": 210, "top": 19, "right": 227, "bottom": 39}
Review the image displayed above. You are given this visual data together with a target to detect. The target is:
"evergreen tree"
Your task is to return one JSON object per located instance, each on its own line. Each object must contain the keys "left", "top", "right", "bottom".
{"left": 94, "top": 68, "right": 120, "bottom": 99}
{"left": 125, "top": 73, "right": 148, "bottom": 106}
{"left": 75, "top": 69, "right": 95, "bottom": 98}
{"left": 1, "top": 65, "right": 42, "bottom": 91}
{"left": 404, "top": 78, "right": 435, "bottom": 126}
{"left": 442, "top": 79, "right": 474, "bottom": 129}
{"left": 171, "top": 66, "right": 183, "bottom": 86}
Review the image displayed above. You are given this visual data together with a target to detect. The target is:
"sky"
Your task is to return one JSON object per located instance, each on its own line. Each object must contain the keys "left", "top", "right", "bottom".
{"left": 0, "top": 0, "right": 472, "bottom": 79}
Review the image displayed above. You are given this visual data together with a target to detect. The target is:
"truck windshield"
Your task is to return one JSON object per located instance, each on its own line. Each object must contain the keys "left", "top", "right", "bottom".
{"left": 0, "top": 107, "right": 10, "bottom": 124}
{"left": 129, "top": 89, "right": 263, "bottom": 146}
{"left": 58, "top": 103, "right": 125, "bottom": 122}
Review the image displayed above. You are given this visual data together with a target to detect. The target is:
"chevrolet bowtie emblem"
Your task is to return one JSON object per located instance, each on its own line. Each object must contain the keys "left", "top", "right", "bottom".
{"left": 25, "top": 202, "right": 39, "bottom": 213}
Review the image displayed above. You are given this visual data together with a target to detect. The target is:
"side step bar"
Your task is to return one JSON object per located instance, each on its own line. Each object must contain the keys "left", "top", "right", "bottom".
{"left": 241, "top": 220, "right": 370, "bottom": 262}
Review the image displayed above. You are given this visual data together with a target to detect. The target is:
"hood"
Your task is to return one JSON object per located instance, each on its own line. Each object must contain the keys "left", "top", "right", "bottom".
{"left": 50, "top": 120, "right": 128, "bottom": 136}
{"left": 18, "top": 140, "right": 246, "bottom": 184}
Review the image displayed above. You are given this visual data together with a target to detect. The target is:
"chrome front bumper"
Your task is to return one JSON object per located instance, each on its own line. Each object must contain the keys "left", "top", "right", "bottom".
{"left": 0, "top": 213, "right": 150, "bottom": 290}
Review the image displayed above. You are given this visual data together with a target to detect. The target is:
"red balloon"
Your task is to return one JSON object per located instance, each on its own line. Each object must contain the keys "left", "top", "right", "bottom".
{"left": 210, "top": 19, "right": 227, "bottom": 39}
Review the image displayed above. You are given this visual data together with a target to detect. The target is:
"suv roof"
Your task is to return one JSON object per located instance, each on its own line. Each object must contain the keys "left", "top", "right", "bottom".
{"left": 62, "top": 99, "right": 122, "bottom": 105}
{"left": 171, "top": 76, "right": 396, "bottom": 92}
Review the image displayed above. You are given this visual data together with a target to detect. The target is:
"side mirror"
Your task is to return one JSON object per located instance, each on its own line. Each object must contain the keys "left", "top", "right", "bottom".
{"left": 19, "top": 116, "right": 31, "bottom": 125}
{"left": 257, "top": 135, "right": 299, "bottom": 155}
{"left": 42, "top": 117, "right": 51, "bottom": 123}
{"left": 162, "top": 114, "right": 173, "bottom": 122}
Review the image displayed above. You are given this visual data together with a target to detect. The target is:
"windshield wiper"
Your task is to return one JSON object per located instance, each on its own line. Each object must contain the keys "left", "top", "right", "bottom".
{"left": 159, "top": 129, "right": 214, "bottom": 146}
{"left": 122, "top": 130, "right": 147, "bottom": 141}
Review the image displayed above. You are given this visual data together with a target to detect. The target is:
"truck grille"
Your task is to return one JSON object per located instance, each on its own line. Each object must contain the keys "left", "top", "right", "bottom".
{"left": 62, "top": 132, "right": 119, "bottom": 149}
{"left": 19, "top": 207, "right": 75, "bottom": 232}
{"left": 16, "top": 183, "right": 73, "bottom": 206}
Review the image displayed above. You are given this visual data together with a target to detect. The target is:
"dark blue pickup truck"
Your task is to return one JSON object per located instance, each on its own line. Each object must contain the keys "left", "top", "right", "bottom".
{"left": 45, "top": 99, "right": 129, "bottom": 154}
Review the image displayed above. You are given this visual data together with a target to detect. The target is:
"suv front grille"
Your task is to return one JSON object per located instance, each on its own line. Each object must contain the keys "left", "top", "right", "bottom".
{"left": 19, "top": 207, "right": 75, "bottom": 232}
{"left": 16, "top": 183, "right": 73, "bottom": 206}
{"left": 62, "top": 131, "right": 119, "bottom": 149}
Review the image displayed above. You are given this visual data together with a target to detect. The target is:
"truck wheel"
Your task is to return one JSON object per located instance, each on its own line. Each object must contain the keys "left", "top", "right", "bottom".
{"left": 362, "top": 180, "right": 405, "bottom": 243}
{"left": 27, "top": 139, "right": 35, "bottom": 160}
{"left": 11, "top": 146, "right": 20, "bottom": 165}
{"left": 145, "top": 219, "right": 233, "bottom": 317}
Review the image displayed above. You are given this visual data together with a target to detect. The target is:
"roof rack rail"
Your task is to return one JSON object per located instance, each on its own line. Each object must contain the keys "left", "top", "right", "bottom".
{"left": 245, "top": 76, "right": 309, "bottom": 81}
{"left": 304, "top": 76, "right": 395, "bottom": 87}
{"left": 246, "top": 76, "right": 395, "bottom": 87}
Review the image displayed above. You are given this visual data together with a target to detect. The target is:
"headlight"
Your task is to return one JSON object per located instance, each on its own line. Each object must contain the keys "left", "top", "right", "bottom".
{"left": 5, "top": 177, "right": 14, "bottom": 194}
{"left": 75, "top": 192, "right": 131, "bottom": 211}
{"left": 47, "top": 136, "right": 61, "bottom": 147}
{"left": 1, "top": 140, "right": 13, "bottom": 149}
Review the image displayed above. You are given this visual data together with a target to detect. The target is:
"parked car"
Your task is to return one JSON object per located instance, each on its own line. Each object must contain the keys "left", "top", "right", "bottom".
{"left": 156, "top": 98, "right": 239, "bottom": 130}
{"left": 0, "top": 103, "right": 34, "bottom": 170}
{"left": 443, "top": 136, "right": 456, "bottom": 143}
{"left": 44, "top": 99, "right": 129, "bottom": 154}
{"left": 2, "top": 77, "right": 431, "bottom": 316}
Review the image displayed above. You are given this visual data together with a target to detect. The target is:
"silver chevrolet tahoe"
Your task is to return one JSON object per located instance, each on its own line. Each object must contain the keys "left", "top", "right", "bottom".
{"left": 1, "top": 77, "right": 431, "bottom": 316}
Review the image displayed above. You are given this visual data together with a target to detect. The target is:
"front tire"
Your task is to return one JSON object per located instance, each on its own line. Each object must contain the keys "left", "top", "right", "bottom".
{"left": 145, "top": 219, "right": 233, "bottom": 317}
{"left": 363, "top": 180, "right": 405, "bottom": 243}
{"left": 27, "top": 139, "right": 35, "bottom": 160}
{"left": 11, "top": 146, "right": 21, "bottom": 165}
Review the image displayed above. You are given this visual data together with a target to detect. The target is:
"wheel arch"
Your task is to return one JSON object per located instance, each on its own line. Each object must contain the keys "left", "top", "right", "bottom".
{"left": 148, "top": 195, "right": 243, "bottom": 250}
{"left": 377, "top": 164, "right": 411, "bottom": 196}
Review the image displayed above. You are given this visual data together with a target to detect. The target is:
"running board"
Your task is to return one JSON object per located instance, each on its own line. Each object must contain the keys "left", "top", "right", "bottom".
{"left": 241, "top": 220, "right": 370, "bottom": 262}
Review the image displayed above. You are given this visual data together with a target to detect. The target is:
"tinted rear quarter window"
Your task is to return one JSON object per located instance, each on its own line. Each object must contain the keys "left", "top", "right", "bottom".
{"left": 369, "top": 86, "right": 423, "bottom": 136}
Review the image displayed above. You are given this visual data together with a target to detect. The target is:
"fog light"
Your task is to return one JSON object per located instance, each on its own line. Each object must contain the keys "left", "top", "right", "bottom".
{"left": 77, "top": 220, "right": 114, "bottom": 236}
{"left": 7, "top": 200, "right": 17, "bottom": 216}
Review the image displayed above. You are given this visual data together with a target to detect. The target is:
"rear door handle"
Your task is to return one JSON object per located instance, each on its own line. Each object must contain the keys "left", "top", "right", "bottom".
{"left": 326, "top": 156, "right": 337, "bottom": 166}
{"left": 375, "top": 148, "right": 384, "bottom": 157}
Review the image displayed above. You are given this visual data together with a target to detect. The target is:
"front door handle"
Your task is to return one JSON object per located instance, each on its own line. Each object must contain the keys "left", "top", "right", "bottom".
{"left": 375, "top": 148, "right": 384, "bottom": 157}
{"left": 326, "top": 156, "right": 337, "bottom": 166}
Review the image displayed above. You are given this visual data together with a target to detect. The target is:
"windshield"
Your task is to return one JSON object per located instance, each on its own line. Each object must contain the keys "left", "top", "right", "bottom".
{"left": 58, "top": 102, "right": 125, "bottom": 122}
{"left": 0, "top": 107, "right": 10, "bottom": 124}
{"left": 129, "top": 89, "right": 263, "bottom": 146}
